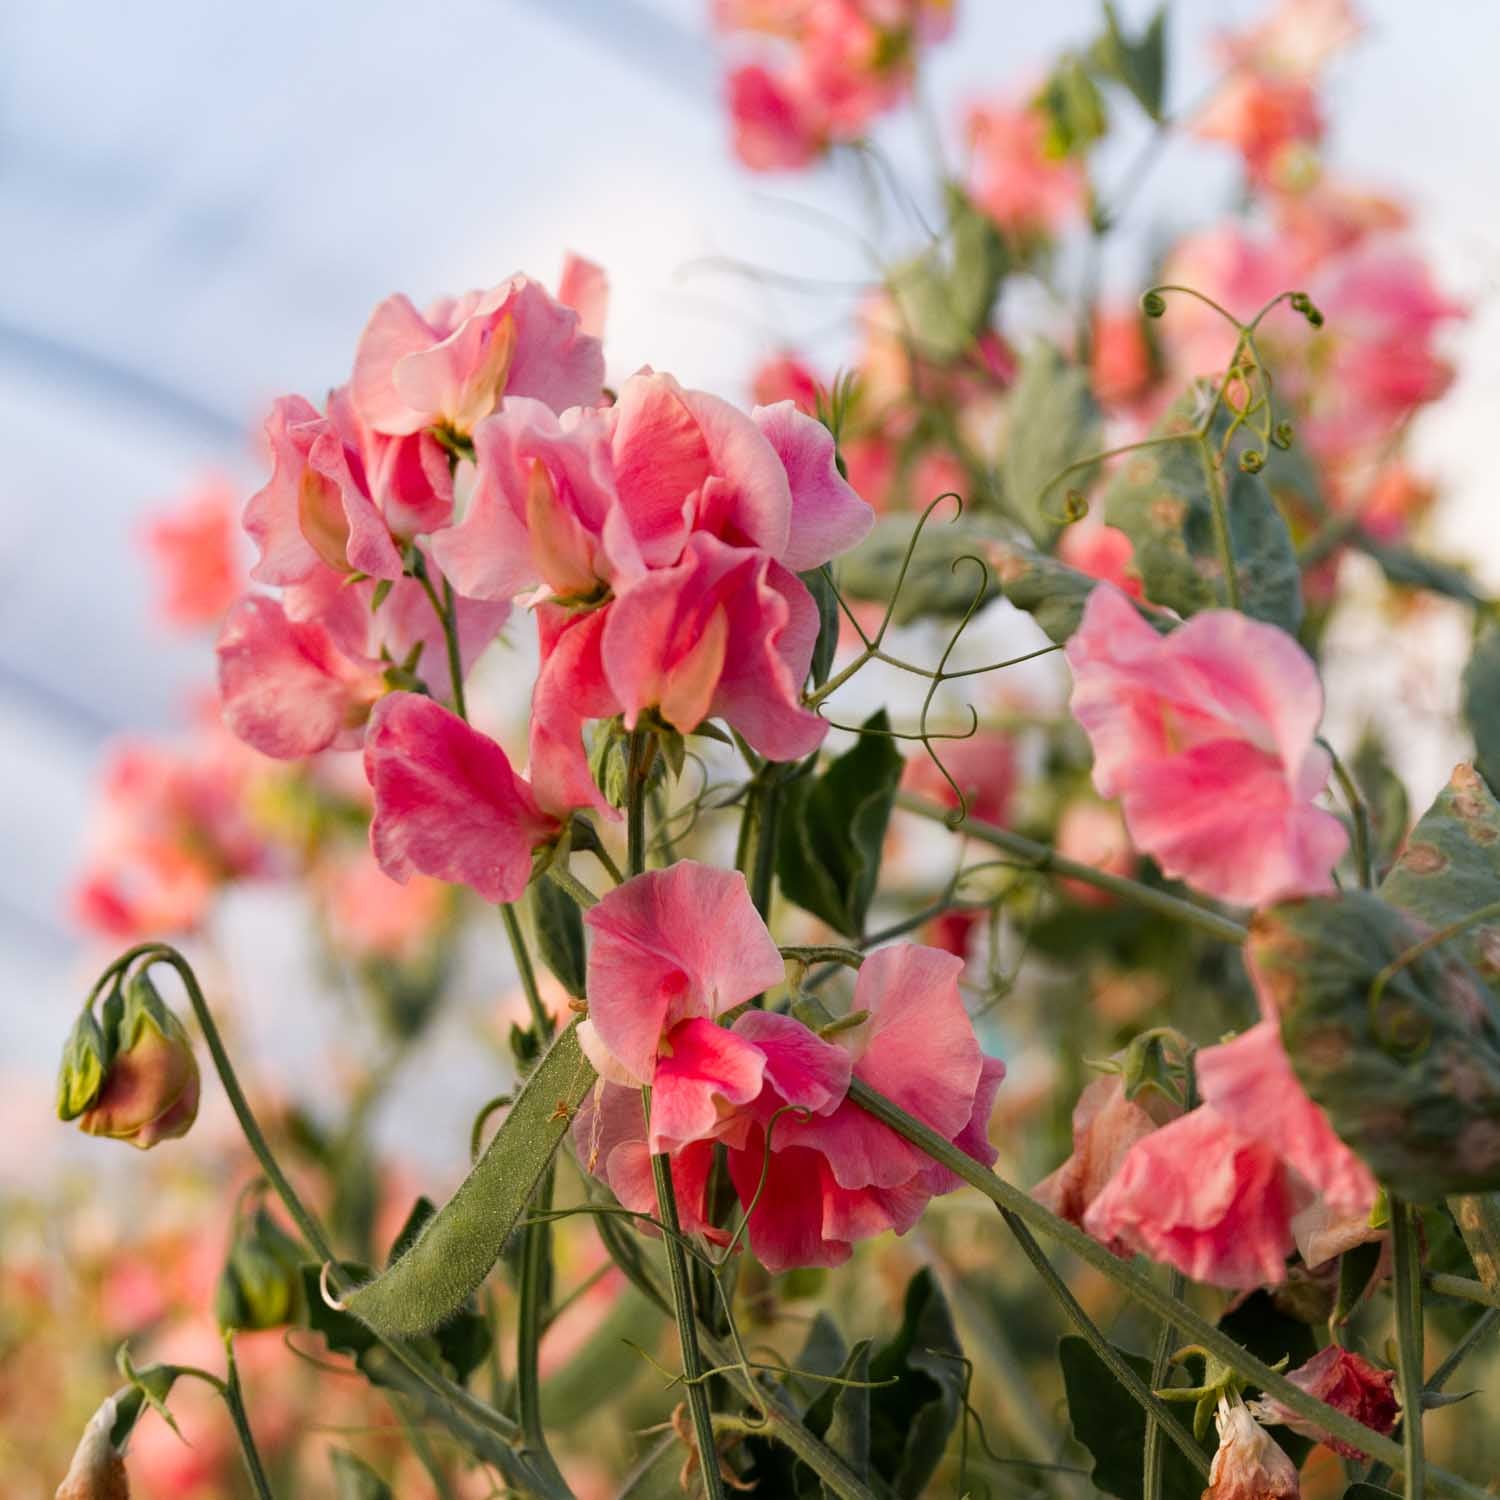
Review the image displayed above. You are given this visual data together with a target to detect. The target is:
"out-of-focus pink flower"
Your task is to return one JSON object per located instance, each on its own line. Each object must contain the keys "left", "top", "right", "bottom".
{"left": 1225, "top": 0, "right": 1362, "bottom": 80}
{"left": 1252, "top": 1344, "right": 1398, "bottom": 1460}
{"left": 1274, "top": 182, "right": 1406, "bottom": 268}
{"left": 317, "top": 848, "right": 450, "bottom": 963}
{"left": 363, "top": 693, "right": 562, "bottom": 905}
{"left": 727, "top": 62, "right": 825, "bottom": 171}
{"left": 1057, "top": 522, "right": 1141, "bottom": 599}
{"left": 217, "top": 595, "right": 384, "bottom": 760}
{"left": 965, "top": 101, "right": 1085, "bottom": 238}
{"left": 1353, "top": 462, "right": 1436, "bottom": 545}
{"left": 579, "top": 862, "right": 785, "bottom": 1087}
{"left": 1065, "top": 585, "right": 1348, "bottom": 907}
{"left": 351, "top": 274, "right": 604, "bottom": 439}
{"left": 726, "top": 944, "right": 1005, "bottom": 1271}
{"left": 140, "top": 478, "right": 244, "bottom": 628}
{"left": 1034, "top": 1074, "right": 1180, "bottom": 1252}
{"left": 1195, "top": 1021, "right": 1377, "bottom": 1220}
{"left": 753, "top": 352, "right": 823, "bottom": 415}
{"left": 1054, "top": 794, "right": 1137, "bottom": 905}
{"left": 1084, "top": 1103, "right": 1297, "bottom": 1288}
{"left": 1194, "top": 73, "right": 1323, "bottom": 189}
{"left": 1204, "top": 1400, "right": 1301, "bottom": 1500}
{"left": 1089, "top": 310, "right": 1155, "bottom": 409}
{"left": 903, "top": 733, "right": 1016, "bottom": 827}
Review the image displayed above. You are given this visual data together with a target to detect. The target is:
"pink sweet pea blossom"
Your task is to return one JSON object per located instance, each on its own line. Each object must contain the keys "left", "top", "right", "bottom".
{"left": 727, "top": 62, "right": 825, "bottom": 171}
{"left": 1204, "top": 1400, "right": 1301, "bottom": 1500}
{"left": 363, "top": 693, "right": 562, "bottom": 906}
{"left": 1251, "top": 1345, "right": 1398, "bottom": 1460}
{"left": 140, "top": 478, "right": 244, "bottom": 628}
{"left": 1057, "top": 523, "right": 1142, "bottom": 599}
{"left": 1194, "top": 73, "right": 1323, "bottom": 190}
{"left": 965, "top": 100, "right": 1085, "bottom": 239}
{"left": 1065, "top": 585, "right": 1348, "bottom": 907}
{"left": 1083, "top": 1103, "right": 1298, "bottom": 1289}
{"left": 725, "top": 944, "right": 1005, "bottom": 1271}
{"left": 351, "top": 274, "right": 604, "bottom": 439}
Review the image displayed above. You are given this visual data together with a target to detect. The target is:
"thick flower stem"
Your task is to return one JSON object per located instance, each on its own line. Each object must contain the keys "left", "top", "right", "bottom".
{"left": 1142, "top": 1267, "right": 1186, "bottom": 1500}
{"left": 1392, "top": 1196, "right": 1428, "bottom": 1499}
{"left": 224, "top": 1338, "right": 277, "bottom": 1500}
{"left": 503, "top": 902, "right": 554, "bottom": 1041}
{"left": 895, "top": 791, "right": 1250, "bottom": 945}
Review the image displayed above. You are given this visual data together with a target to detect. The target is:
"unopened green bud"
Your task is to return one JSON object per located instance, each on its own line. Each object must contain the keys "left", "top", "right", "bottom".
{"left": 75, "top": 973, "right": 199, "bottom": 1150}
{"left": 1141, "top": 290, "right": 1167, "bottom": 319}
{"left": 215, "top": 1206, "right": 306, "bottom": 1332}
{"left": 57, "top": 1006, "right": 111, "bottom": 1122}
{"left": 1238, "top": 449, "right": 1266, "bottom": 474}
{"left": 1271, "top": 420, "right": 1295, "bottom": 450}
{"left": 587, "top": 718, "right": 630, "bottom": 809}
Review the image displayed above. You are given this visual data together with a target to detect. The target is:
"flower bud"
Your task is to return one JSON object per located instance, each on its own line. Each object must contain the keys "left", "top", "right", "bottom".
{"left": 57, "top": 1007, "right": 111, "bottom": 1123}
{"left": 1205, "top": 1400, "right": 1300, "bottom": 1500}
{"left": 1238, "top": 449, "right": 1265, "bottom": 474}
{"left": 55, "top": 1392, "right": 130, "bottom": 1500}
{"left": 75, "top": 973, "right": 199, "bottom": 1149}
{"left": 1141, "top": 290, "right": 1167, "bottom": 318}
{"left": 215, "top": 1205, "right": 306, "bottom": 1332}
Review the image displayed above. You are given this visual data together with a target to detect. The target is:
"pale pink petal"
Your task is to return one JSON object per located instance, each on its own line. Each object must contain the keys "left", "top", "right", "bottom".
{"left": 648, "top": 1017, "right": 768, "bottom": 1154}
{"left": 753, "top": 401, "right": 875, "bottom": 570}
{"left": 557, "top": 253, "right": 609, "bottom": 341}
{"left": 363, "top": 692, "right": 557, "bottom": 904}
{"left": 499, "top": 277, "right": 607, "bottom": 416}
{"left": 351, "top": 294, "right": 440, "bottom": 436}
{"left": 1083, "top": 1106, "right": 1296, "bottom": 1289}
{"left": 217, "top": 596, "right": 380, "bottom": 759}
{"left": 1195, "top": 1021, "right": 1377, "bottom": 1218}
{"left": 243, "top": 395, "right": 337, "bottom": 585}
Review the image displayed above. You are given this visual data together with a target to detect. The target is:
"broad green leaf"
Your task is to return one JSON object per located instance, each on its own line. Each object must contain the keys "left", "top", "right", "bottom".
{"left": 806, "top": 1339, "right": 873, "bottom": 1500}
{"left": 1035, "top": 55, "right": 1109, "bottom": 158}
{"left": 1089, "top": 2, "right": 1167, "bottom": 121}
{"left": 1103, "top": 390, "right": 1302, "bottom": 631}
{"left": 331, "top": 1449, "right": 394, "bottom": 1500}
{"left": 887, "top": 187, "right": 1008, "bottom": 364}
{"left": 1000, "top": 341, "right": 1101, "bottom": 545}
{"left": 1252, "top": 890, "right": 1500, "bottom": 1200}
{"left": 1379, "top": 764, "right": 1500, "bottom": 997}
{"left": 1057, "top": 1335, "right": 1207, "bottom": 1500}
{"left": 1364, "top": 537, "right": 1484, "bottom": 606}
{"left": 1351, "top": 729, "right": 1411, "bottom": 869}
{"left": 777, "top": 710, "right": 903, "bottom": 939}
{"left": 803, "top": 567, "right": 840, "bottom": 690}
{"left": 345, "top": 1022, "right": 594, "bottom": 1337}
{"left": 1463, "top": 626, "right": 1500, "bottom": 797}
{"left": 530, "top": 879, "right": 587, "bottom": 998}
{"left": 868, "top": 1268, "right": 966, "bottom": 1498}
{"left": 787, "top": 1310, "right": 850, "bottom": 1416}
{"left": 838, "top": 515, "right": 1001, "bottom": 627}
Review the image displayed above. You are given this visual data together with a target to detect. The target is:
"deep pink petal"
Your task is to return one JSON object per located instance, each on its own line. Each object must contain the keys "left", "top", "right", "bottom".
{"left": 732, "top": 1010, "right": 852, "bottom": 1118}
{"left": 753, "top": 401, "right": 875, "bottom": 570}
{"left": 648, "top": 1017, "right": 768, "bottom": 1154}
{"left": 363, "top": 693, "right": 557, "bottom": 904}
{"left": 727, "top": 1138, "right": 852, "bottom": 1271}
{"left": 528, "top": 605, "right": 620, "bottom": 820}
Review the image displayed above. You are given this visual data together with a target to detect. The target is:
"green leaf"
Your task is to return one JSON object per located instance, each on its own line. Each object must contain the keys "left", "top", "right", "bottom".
{"left": 331, "top": 1449, "right": 394, "bottom": 1500}
{"left": 1379, "top": 763, "right": 1500, "bottom": 997}
{"left": 1463, "top": 626, "right": 1500, "bottom": 797}
{"left": 345, "top": 1022, "right": 595, "bottom": 1337}
{"left": 988, "top": 536, "right": 1170, "bottom": 644}
{"left": 1351, "top": 729, "right": 1411, "bottom": 870}
{"left": 868, "top": 1268, "right": 966, "bottom": 1498}
{"left": 1057, "top": 1335, "right": 1207, "bottom": 1500}
{"left": 887, "top": 187, "right": 1009, "bottom": 364}
{"left": 838, "top": 515, "right": 1000, "bottom": 627}
{"left": 806, "top": 1339, "right": 873, "bottom": 1499}
{"left": 777, "top": 710, "right": 903, "bottom": 939}
{"left": 803, "top": 568, "right": 840, "bottom": 690}
{"left": 1363, "top": 537, "right": 1484, "bottom": 606}
{"left": 786, "top": 1311, "right": 850, "bottom": 1416}
{"left": 530, "top": 879, "right": 587, "bottom": 998}
{"left": 1000, "top": 341, "right": 1102, "bottom": 545}
{"left": 1103, "top": 390, "right": 1303, "bottom": 632}
{"left": 1035, "top": 55, "right": 1109, "bottom": 158}
{"left": 1090, "top": 2, "right": 1167, "bottom": 121}
{"left": 1252, "top": 889, "right": 1500, "bottom": 1200}
{"left": 301, "top": 1261, "right": 379, "bottom": 1362}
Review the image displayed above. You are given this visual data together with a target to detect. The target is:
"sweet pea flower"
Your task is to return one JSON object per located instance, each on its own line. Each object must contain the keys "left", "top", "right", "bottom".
{"left": 351, "top": 273, "right": 604, "bottom": 439}
{"left": 1250, "top": 1345, "right": 1398, "bottom": 1460}
{"left": 1084, "top": 1104, "right": 1298, "bottom": 1288}
{"left": 1065, "top": 585, "right": 1348, "bottom": 907}
{"left": 363, "top": 693, "right": 566, "bottom": 906}
{"left": 1194, "top": 73, "right": 1323, "bottom": 190}
{"left": 1204, "top": 1400, "right": 1301, "bottom": 1500}
{"left": 965, "top": 100, "right": 1085, "bottom": 239}
{"left": 725, "top": 944, "right": 1006, "bottom": 1271}
{"left": 139, "top": 478, "right": 244, "bottom": 628}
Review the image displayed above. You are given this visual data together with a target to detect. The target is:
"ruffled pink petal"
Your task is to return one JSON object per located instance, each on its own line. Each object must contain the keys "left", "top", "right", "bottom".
{"left": 648, "top": 1017, "right": 768, "bottom": 1154}
{"left": 498, "top": 276, "right": 607, "bottom": 416}
{"left": 731, "top": 1010, "right": 852, "bottom": 1118}
{"left": 217, "top": 596, "right": 380, "bottom": 759}
{"left": 1195, "top": 1021, "right": 1377, "bottom": 1218}
{"left": 752, "top": 401, "right": 875, "bottom": 570}
{"left": 1083, "top": 1105, "right": 1296, "bottom": 1289}
{"left": 528, "top": 605, "right": 620, "bottom": 820}
{"left": 557, "top": 253, "right": 609, "bottom": 341}
{"left": 351, "top": 293, "right": 441, "bottom": 436}
{"left": 921, "top": 1053, "right": 1006, "bottom": 1194}
{"left": 363, "top": 693, "right": 557, "bottom": 904}
{"left": 243, "top": 395, "right": 339, "bottom": 585}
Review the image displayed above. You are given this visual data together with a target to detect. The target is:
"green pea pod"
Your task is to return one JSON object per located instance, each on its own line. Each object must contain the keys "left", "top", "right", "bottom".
{"left": 1250, "top": 889, "right": 1500, "bottom": 1201}
{"left": 345, "top": 1021, "right": 595, "bottom": 1337}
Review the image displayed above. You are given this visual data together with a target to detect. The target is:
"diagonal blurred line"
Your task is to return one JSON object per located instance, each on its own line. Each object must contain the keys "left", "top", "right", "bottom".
{"left": 0, "top": 660, "right": 118, "bottom": 741}
{"left": 0, "top": 316, "right": 245, "bottom": 445}
{"left": 508, "top": 0, "right": 718, "bottom": 108}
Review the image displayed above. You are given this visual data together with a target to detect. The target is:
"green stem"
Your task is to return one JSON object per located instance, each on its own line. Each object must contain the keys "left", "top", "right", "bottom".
{"left": 998, "top": 1208, "right": 1209, "bottom": 1481}
{"left": 546, "top": 863, "right": 600, "bottom": 911}
{"left": 1392, "top": 1198, "right": 1427, "bottom": 1499}
{"left": 626, "top": 730, "right": 651, "bottom": 877}
{"left": 411, "top": 556, "right": 468, "bottom": 721}
{"left": 1425, "top": 1273, "right": 1500, "bottom": 1311}
{"left": 223, "top": 1337, "right": 277, "bottom": 1500}
{"left": 1321, "top": 737, "right": 1374, "bottom": 889}
{"left": 1142, "top": 1267, "right": 1187, "bottom": 1500}
{"left": 895, "top": 792, "right": 1249, "bottom": 945}
{"left": 1425, "top": 1308, "right": 1499, "bottom": 1394}
{"left": 1449, "top": 1192, "right": 1500, "bottom": 1295}
{"left": 1195, "top": 435, "right": 1242, "bottom": 612}
{"left": 839, "top": 1073, "right": 1488, "bottom": 1499}
{"left": 515, "top": 1165, "right": 566, "bottom": 1490}
{"left": 502, "top": 903, "right": 553, "bottom": 1041}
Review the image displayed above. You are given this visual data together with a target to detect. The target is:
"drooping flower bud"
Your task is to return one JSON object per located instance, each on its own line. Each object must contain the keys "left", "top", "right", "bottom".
{"left": 1204, "top": 1399, "right": 1300, "bottom": 1500}
{"left": 57, "top": 1008, "right": 111, "bottom": 1123}
{"left": 1250, "top": 1344, "right": 1398, "bottom": 1460}
{"left": 215, "top": 1205, "right": 307, "bottom": 1332}
{"left": 71, "top": 973, "right": 200, "bottom": 1149}
{"left": 55, "top": 1392, "right": 130, "bottom": 1500}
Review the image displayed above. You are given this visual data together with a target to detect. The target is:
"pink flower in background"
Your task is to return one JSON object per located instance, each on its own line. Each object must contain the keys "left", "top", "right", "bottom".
{"left": 1054, "top": 795, "right": 1137, "bottom": 906}
{"left": 752, "top": 352, "right": 823, "bottom": 415}
{"left": 1194, "top": 73, "right": 1323, "bottom": 189}
{"left": 1089, "top": 309, "right": 1155, "bottom": 409}
{"left": 140, "top": 478, "right": 244, "bottom": 628}
{"left": 363, "top": 693, "right": 562, "bottom": 905}
{"left": 316, "top": 849, "right": 450, "bottom": 963}
{"left": 1065, "top": 585, "right": 1347, "bottom": 907}
{"left": 1034, "top": 1074, "right": 1180, "bottom": 1252}
{"left": 1251, "top": 1344, "right": 1398, "bottom": 1460}
{"left": 903, "top": 732, "right": 1015, "bottom": 826}
{"left": 1057, "top": 522, "right": 1141, "bottom": 599}
{"left": 965, "top": 101, "right": 1084, "bottom": 238}
{"left": 727, "top": 62, "right": 825, "bottom": 170}
{"left": 351, "top": 273, "right": 604, "bottom": 438}
{"left": 1084, "top": 1104, "right": 1297, "bottom": 1288}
